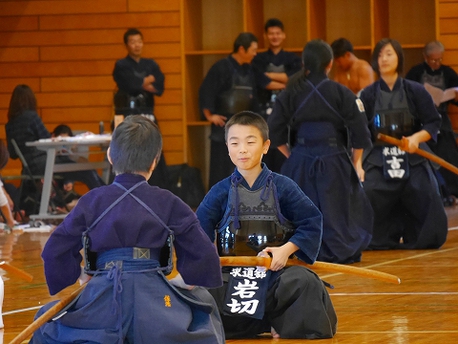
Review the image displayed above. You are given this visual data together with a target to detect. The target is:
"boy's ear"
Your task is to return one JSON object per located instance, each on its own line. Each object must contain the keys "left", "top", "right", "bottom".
{"left": 263, "top": 139, "right": 271, "bottom": 155}
{"left": 149, "top": 156, "right": 159, "bottom": 174}
{"left": 107, "top": 147, "right": 113, "bottom": 165}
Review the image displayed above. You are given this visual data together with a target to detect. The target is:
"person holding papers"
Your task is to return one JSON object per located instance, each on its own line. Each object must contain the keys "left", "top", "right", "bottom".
{"left": 406, "top": 41, "right": 458, "bottom": 199}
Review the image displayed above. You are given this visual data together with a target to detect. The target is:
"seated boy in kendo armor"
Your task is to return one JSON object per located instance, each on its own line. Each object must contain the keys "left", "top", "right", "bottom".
{"left": 29, "top": 116, "right": 224, "bottom": 344}
{"left": 196, "top": 111, "right": 337, "bottom": 339}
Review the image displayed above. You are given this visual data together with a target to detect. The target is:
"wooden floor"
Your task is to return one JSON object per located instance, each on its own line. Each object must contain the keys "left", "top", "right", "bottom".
{"left": 2, "top": 207, "right": 458, "bottom": 343}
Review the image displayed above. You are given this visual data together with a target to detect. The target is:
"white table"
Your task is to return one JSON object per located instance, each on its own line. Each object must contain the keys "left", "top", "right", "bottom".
{"left": 26, "top": 134, "right": 111, "bottom": 220}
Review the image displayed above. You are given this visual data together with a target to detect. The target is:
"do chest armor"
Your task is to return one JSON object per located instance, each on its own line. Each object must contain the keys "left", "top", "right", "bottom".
{"left": 216, "top": 176, "right": 294, "bottom": 256}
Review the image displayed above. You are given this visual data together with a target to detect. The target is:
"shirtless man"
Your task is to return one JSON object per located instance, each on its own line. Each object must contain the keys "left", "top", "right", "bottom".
{"left": 331, "top": 38, "right": 374, "bottom": 95}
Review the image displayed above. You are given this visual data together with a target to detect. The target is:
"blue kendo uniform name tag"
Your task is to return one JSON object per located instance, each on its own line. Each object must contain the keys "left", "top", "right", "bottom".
{"left": 382, "top": 146, "right": 409, "bottom": 180}
{"left": 223, "top": 267, "right": 270, "bottom": 320}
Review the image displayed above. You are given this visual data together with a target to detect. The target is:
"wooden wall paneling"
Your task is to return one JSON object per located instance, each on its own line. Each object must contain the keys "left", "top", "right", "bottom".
{"left": 159, "top": 120, "right": 183, "bottom": 136}
{"left": 264, "top": 0, "right": 308, "bottom": 49}
{"left": 155, "top": 90, "right": 182, "bottom": 105}
{"left": 164, "top": 152, "right": 184, "bottom": 165}
{"left": 388, "top": 0, "right": 436, "bottom": 45}
{"left": 163, "top": 136, "right": 183, "bottom": 152}
{"left": 325, "top": 0, "right": 372, "bottom": 48}
{"left": 307, "top": 0, "right": 326, "bottom": 40}
{"left": 0, "top": 61, "right": 114, "bottom": 78}
{"left": 402, "top": 48, "right": 424, "bottom": 76}
{"left": 38, "top": 12, "right": 180, "bottom": 30}
{"left": 41, "top": 107, "right": 114, "bottom": 123}
{"left": 201, "top": 0, "right": 244, "bottom": 51}
{"left": 438, "top": 1, "right": 458, "bottom": 16}
{"left": 40, "top": 76, "right": 115, "bottom": 92}
{"left": 372, "top": 0, "right": 389, "bottom": 45}
{"left": 164, "top": 73, "right": 182, "bottom": 90}
{"left": 0, "top": 16, "right": 39, "bottom": 31}
{"left": 0, "top": 47, "right": 39, "bottom": 62}
{"left": 154, "top": 105, "right": 183, "bottom": 121}
{"left": 0, "top": 1, "right": 127, "bottom": 16}
{"left": 36, "top": 91, "right": 113, "bottom": 108}
{"left": 439, "top": 18, "right": 458, "bottom": 34}
{"left": 128, "top": 0, "right": 180, "bottom": 12}
{"left": 440, "top": 35, "right": 458, "bottom": 49}
{"left": 182, "top": 0, "right": 203, "bottom": 51}
{"left": 243, "top": 0, "right": 265, "bottom": 48}
{"left": 443, "top": 50, "right": 458, "bottom": 67}
{"left": 0, "top": 28, "right": 180, "bottom": 47}
{"left": 0, "top": 78, "right": 40, "bottom": 94}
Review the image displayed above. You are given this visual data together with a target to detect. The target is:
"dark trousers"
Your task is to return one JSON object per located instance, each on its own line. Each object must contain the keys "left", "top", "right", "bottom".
{"left": 364, "top": 161, "right": 448, "bottom": 249}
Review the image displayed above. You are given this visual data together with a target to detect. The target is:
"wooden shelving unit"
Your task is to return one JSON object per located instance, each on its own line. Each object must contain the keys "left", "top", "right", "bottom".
{"left": 181, "top": 0, "right": 437, "bottom": 189}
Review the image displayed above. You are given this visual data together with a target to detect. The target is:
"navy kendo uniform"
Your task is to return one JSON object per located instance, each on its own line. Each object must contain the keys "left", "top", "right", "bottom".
{"left": 196, "top": 165, "right": 337, "bottom": 339}
{"left": 199, "top": 56, "right": 271, "bottom": 188}
{"left": 112, "top": 56, "right": 169, "bottom": 189}
{"left": 30, "top": 174, "right": 224, "bottom": 344}
{"left": 359, "top": 77, "right": 448, "bottom": 249}
{"left": 406, "top": 62, "right": 458, "bottom": 197}
{"left": 268, "top": 73, "right": 373, "bottom": 264}
{"left": 252, "top": 50, "right": 302, "bottom": 172}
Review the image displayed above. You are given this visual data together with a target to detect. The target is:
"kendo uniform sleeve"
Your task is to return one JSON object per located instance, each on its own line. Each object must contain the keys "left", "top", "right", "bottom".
{"left": 149, "top": 59, "right": 165, "bottom": 96}
{"left": 336, "top": 84, "right": 372, "bottom": 149}
{"left": 41, "top": 214, "right": 86, "bottom": 295}
{"left": 267, "top": 90, "right": 293, "bottom": 148}
{"left": 198, "top": 58, "right": 233, "bottom": 118}
{"left": 164, "top": 197, "right": 223, "bottom": 288}
{"left": 113, "top": 57, "right": 144, "bottom": 94}
{"left": 196, "top": 178, "right": 231, "bottom": 242}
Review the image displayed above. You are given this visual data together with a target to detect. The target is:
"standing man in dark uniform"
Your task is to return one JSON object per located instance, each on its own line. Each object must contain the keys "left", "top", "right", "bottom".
{"left": 252, "top": 18, "right": 302, "bottom": 172}
{"left": 406, "top": 40, "right": 458, "bottom": 200}
{"left": 113, "top": 28, "right": 168, "bottom": 188}
{"left": 199, "top": 32, "right": 284, "bottom": 188}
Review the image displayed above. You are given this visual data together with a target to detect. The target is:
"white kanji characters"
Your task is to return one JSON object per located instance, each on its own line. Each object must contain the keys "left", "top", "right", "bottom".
{"left": 387, "top": 156, "right": 404, "bottom": 169}
{"left": 230, "top": 267, "right": 267, "bottom": 280}
{"left": 232, "top": 279, "right": 259, "bottom": 298}
{"left": 226, "top": 298, "right": 260, "bottom": 315}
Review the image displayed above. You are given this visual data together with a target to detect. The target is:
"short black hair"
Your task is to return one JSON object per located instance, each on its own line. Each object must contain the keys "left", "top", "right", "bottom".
{"left": 52, "top": 124, "right": 74, "bottom": 137}
{"left": 371, "top": 38, "right": 404, "bottom": 76}
{"left": 123, "top": 28, "right": 143, "bottom": 45}
{"left": 225, "top": 111, "right": 269, "bottom": 142}
{"left": 233, "top": 32, "right": 258, "bottom": 53}
{"left": 264, "top": 18, "right": 284, "bottom": 32}
{"left": 331, "top": 38, "right": 354, "bottom": 58}
{"left": 109, "top": 115, "right": 162, "bottom": 175}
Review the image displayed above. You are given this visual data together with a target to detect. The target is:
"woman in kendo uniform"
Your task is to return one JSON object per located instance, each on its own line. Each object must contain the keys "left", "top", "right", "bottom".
{"left": 359, "top": 38, "right": 448, "bottom": 250}
{"left": 268, "top": 39, "right": 373, "bottom": 264}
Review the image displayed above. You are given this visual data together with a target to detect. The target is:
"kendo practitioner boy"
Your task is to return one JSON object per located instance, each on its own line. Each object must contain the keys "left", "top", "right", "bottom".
{"left": 30, "top": 116, "right": 225, "bottom": 344}
{"left": 199, "top": 32, "right": 284, "bottom": 188}
{"left": 406, "top": 40, "right": 458, "bottom": 201}
{"left": 252, "top": 18, "right": 302, "bottom": 172}
{"left": 196, "top": 111, "right": 337, "bottom": 339}
{"left": 359, "top": 38, "right": 448, "bottom": 250}
{"left": 268, "top": 39, "right": 373, "bottom": 264}
{"left": 113, "top": 28, "right": 168, "bottom": 189}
